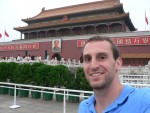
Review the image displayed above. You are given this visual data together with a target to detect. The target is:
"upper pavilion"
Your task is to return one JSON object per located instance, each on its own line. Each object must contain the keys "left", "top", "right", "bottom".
{"left": 14, "top": 0, "right": 136, "bottom": 40}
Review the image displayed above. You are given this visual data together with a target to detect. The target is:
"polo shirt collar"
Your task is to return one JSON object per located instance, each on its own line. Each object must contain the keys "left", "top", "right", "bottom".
{"left": 104, "top": 85, "right": 135, "bottom": 112}
{"left": 85, "top": 85, "right": 135, "bottom": 112}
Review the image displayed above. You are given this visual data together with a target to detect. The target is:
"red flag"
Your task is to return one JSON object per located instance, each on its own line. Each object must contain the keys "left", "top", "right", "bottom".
{"left": 145, "top": 16, "right": 149, "bottom": 25}
{"left": 145, "top": 11, "right": 149, "bottom": 25}
{"left": 5, "top": 30, "right": 9, "bottom": 37}
{"left": 0, "top": 33, "right": 2, "bottom": 38}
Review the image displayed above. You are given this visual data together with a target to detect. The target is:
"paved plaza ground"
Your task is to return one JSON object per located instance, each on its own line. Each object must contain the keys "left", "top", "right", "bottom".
{"left": 0, "top": 94, "right": 80, "bottom": 113}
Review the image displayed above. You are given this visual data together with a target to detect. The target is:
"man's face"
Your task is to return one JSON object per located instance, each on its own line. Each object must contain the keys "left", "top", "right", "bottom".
{"left": 83, "top": 40, "right": 122, "bottom": 90}
{"left": 54, "top": 40, "right": 59, "bottom": 47}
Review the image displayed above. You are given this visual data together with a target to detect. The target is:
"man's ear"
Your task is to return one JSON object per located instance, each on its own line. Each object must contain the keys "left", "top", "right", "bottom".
{"left": 116, "top": 57, "right": 122, "bottom": 71}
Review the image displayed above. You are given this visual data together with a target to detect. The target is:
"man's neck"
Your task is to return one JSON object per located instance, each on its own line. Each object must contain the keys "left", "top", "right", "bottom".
{"left": 94, "top": 83, "right": 124, "bottom": 113}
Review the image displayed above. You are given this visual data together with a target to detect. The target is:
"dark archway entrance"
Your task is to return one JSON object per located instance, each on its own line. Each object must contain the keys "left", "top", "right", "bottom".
{"left": 79, "top": 55, "right": 83, "bottom": 63}
{"left": 51, "top": 53, "right": 61, "bottom": 61}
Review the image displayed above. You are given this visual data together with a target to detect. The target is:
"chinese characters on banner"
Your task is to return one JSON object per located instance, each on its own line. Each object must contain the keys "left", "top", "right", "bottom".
{"left": 77, "top": 40, "right": 86, "bottom": 47}
{"left": 0, "top": 43, "right": 39, "bottom": 51}
{"left": 0, "top": 37, "right": 150, "bottom": 51}
{"left": 113, "top": 37, "right": 150, "bottom": 46}
{"left": 77, "top": 37, "right": 150, "bottom": 47}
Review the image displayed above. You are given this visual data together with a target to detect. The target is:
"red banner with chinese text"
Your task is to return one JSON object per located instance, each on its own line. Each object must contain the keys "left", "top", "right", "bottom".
{"left": 113, "top": 36, "right": 150, "bottom": 46}
{"left": 77, "top": 36, "right": 150, "bottom": 47}
{"left": 77, "top": 40, "right": 86, "bottom": 47}
{"left": 0, "top": 43, "right": 39, "bottom": 51}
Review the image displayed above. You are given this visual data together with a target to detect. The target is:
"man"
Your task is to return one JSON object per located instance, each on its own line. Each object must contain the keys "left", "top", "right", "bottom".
{"left": 78, "top": 36, "right": 150, "bottom": 113}
{"left": 53, "top": 40, "right": 61, "bottom": 52}
{"left": 17, "top": 54, "right": 21, "bottom": 61}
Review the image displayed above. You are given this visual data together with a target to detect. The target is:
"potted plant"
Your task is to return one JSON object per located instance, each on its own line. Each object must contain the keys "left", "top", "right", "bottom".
{"left": 34, "top": 64, "right": 55, "bottom": 100}
{"left": 0, "top": 62, "right": 10, "bottom": 95}
{"left": 30, "top": 62, "right": 45, "bottom": 99}
{"left": 67, "top": 67, "right": 84, "bottom": 103}
{"left": 52, "top": 65, "right": 71, "bottom": 102}
{"left": 14, "top": 63, "right": 32, "bottom": 97}
{"left": 7, "top": 62, "right": 19, "bottom": 96}
{"left": 43, "top": 65, "right": 56, "bottom": 101}
{"left": 78, "top": 67, "right": 92, "bottom": 99}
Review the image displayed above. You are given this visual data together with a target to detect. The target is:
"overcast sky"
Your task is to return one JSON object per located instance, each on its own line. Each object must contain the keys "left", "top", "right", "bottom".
{"left": 0, "top": 0, "right": 150, "bottom": 42}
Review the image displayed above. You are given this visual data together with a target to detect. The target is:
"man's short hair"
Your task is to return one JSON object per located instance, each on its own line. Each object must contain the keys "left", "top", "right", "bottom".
{"left": 83, "top": 36, "right": 120, "bottom": 60}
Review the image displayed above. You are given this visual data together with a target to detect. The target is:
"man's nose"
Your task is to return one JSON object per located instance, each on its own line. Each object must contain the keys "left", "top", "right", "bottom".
{"left": 90, "top": 58, "right": 99, "bottom": 69}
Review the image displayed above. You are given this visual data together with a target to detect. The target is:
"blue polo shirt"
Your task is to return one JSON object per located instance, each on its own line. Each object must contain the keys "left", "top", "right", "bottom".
{"left": 78, "top": 85, "right": 150, "bottom": 113}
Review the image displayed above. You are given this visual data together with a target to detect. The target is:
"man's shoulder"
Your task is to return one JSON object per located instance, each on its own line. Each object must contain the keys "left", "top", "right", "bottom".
{"left": 135, "top": 88, "right": 150, "bottom": 95}
{"left": 53, "top": 47, "right": 61, "bottom": 52}
{"left": 53, "top": 47, "right": 60, "bottom": 49}
{"left": 79, "top": 94, "right": 95, "bottom": 106}
{"left": 137, "top": 88, "right": 150, "bottom": 99}
{"left": 79, "top": 99, "right": 88, "bottom": 106}
{"left": 135, "top": 88, "right": 150, "bottom": 112}
{"left": 78, "top": 96, "right": 94, "bottom": 113}
{"left": 132, "top": 88, "right": 150, "bottom": 105}
{"left": 122, "top": 86, "right": 150, "bottom": 104}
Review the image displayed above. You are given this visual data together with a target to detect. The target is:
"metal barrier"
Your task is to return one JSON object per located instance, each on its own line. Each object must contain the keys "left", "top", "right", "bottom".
{"left": 0, "top": 82, "right": 93, "bottom": 113}
{"left": 0, "top": 82, "right": 150, "bottom": 113}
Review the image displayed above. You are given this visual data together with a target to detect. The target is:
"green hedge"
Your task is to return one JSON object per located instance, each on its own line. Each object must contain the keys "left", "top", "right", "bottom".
{"left": 0, "top": 62, "right": 19, "bottom": 82}
{"left": 0, "top": 62, "right": 91, "bottom": 91}
{"left": 14, "top": 63, "right": 32, "bottom": 84}
{"left": 76, "top": 67, "right": 92, "bottom": 91}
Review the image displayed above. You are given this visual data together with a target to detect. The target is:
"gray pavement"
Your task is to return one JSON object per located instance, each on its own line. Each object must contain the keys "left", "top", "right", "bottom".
{"left": 0, "top": 94, "right": 80, "bottom": 113}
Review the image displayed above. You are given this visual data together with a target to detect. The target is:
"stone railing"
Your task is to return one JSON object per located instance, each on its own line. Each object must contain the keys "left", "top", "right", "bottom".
{"left": 119, "top": 65, "right": 149, "bottom": 75}
{"left": 1, "top": 57, "right": 150, "bottom": 75}
{"left": 119, "top": 61, "right": 150, "bottom": 86}
{"left": 119, "top": 74, "right": 150, "bottom": 85}
{"left": 0, "top": 57, "right": 83, "bottom": 68}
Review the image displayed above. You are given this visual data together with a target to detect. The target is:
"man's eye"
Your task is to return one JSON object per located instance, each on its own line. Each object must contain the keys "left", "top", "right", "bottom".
{"left": 83, "top": 57, "right": 91, "bottom": 62}
{"left": 98, "top": 56, "right": 106, "bottom": 60}
{"left": 101, "top": 56, "right": 105, "bottom": 59}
